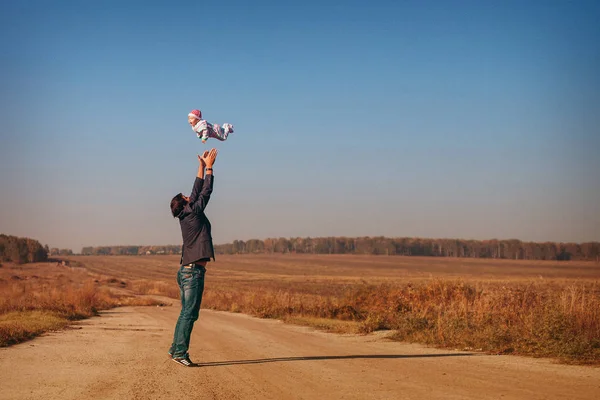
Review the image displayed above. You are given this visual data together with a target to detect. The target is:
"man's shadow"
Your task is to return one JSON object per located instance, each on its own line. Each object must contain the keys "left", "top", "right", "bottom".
{"left": 189, "top": 353, "right": 474, "bottom": 367}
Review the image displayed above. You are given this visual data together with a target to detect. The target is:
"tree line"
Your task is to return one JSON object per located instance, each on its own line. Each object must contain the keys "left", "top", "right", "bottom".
{"left": 214, "top": 236, "right": 600, "bottom": 261}
{"left": 77, "top": 237, "right": 599, "bottom": 261}
{"left": 80, "top": 245, "right": 181, "bottom": 256}
{"left": 0, "top": 234, "right": 48, "bottom": 264}
{"left": 49, "top": 248, "right": 74, "bottom": 256}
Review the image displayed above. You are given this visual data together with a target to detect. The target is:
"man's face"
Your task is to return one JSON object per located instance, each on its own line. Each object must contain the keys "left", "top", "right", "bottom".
{"left": 188, "top": 116, "right": 199, "bottom": 126}
{"left": 182, "top": 195, "right": 190, "bottom": 202}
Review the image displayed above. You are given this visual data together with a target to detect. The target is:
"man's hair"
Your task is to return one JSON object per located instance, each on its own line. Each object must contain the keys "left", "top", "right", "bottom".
{"left": 170, "top": 193, "right": 187, "bottom": 218}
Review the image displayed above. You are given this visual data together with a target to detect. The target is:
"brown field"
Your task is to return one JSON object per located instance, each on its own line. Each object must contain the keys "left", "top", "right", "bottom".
{"left": 0, "top": 260, "right": 165, "bottom": 347}
{"left": 67, "top": 253, "right": 600, "bottom": 286}
{"left": 2, "top": 254, "right": 599, "bottom": 364}
{"left": 54, "top": 254, "right": 600, "bottom": 365}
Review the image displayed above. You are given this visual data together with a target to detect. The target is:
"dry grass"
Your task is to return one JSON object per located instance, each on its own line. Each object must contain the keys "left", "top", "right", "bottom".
{"left": 283, "top": 316, "right": 360, "bottom": 333}
{"left": 129, "top": 279, "right": 181, "bottom": 298}
{"left": 201, "top": 279, "right": 600, "bottom": 364}
{"left": 0, "top": 262, "right": 165, "bottom": 347}
{"left": 0, "top": 311, "right": 69, "bottom": 346}
{"left": 66, "top": 254, "right": 600, "bottom": 364}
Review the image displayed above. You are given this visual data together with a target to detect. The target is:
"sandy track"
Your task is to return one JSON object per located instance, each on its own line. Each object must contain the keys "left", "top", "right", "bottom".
{"left": 1, "top": 302, "right": 598, "bottom": 400}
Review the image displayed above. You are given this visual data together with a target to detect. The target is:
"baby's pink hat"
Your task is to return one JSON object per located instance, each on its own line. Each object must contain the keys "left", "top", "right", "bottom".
{"left": 188, "top": 109, "right": 202, "bottom": 119}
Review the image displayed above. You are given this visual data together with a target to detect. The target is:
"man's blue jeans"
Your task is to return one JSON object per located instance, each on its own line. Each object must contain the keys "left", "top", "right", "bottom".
{"left": 169, "top": 264, "right": 206, "bottom": 358}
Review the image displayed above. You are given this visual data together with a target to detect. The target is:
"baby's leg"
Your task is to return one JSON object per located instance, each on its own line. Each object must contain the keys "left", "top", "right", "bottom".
{"left": 208, "top": 124, "right": 229, "bottom": 141}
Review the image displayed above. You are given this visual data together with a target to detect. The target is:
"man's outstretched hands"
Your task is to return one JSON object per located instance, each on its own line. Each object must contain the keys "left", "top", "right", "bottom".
{"left": 200, "top": 148, "right": 218, "bottom": 168}
{"left": 198, "top": 151, "right": 209, "bottom": 168}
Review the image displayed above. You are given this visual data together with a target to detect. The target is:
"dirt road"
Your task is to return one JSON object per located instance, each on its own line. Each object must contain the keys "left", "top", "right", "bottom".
{"left": 1, "top": 302, "right": 598, "bottom": 400}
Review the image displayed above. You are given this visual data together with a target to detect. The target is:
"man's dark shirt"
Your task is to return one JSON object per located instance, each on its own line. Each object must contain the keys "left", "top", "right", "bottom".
{"left": 178, "top": 175, "right": 215, "bottom": 265}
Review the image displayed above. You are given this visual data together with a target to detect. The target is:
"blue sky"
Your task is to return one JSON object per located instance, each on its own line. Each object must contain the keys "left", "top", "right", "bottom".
{"left": 1, "top": 0, "right": 599, "bottom": 251}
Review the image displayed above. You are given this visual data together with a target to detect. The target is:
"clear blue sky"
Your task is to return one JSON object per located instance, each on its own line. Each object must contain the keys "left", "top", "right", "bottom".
{"left": 1, "top": 0, "right": 599, "bottom": 251}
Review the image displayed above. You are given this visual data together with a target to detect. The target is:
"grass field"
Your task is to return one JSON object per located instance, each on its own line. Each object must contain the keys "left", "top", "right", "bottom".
{"left": 60, "top": 254, "right": 600, "bottom": 365}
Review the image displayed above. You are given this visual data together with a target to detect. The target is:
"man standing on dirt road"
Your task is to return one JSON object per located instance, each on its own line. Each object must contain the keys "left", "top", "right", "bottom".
{"left": 168, "top": 148, "right": 218, "bottom": 367}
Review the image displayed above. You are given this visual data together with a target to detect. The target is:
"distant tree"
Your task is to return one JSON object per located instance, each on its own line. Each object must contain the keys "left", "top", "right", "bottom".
{"left": 0, "top": 234, "right": 48, "bottom": 264}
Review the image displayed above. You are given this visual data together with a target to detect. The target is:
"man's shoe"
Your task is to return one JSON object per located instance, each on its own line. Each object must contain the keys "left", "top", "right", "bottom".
{"left": 172, "top": 356, "right": 195, "bottom": 367}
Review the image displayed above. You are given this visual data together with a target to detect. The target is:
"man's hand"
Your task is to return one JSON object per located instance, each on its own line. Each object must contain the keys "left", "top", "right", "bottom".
{"left": 201, "top": 148, "right": 218, "bottom": 168}
{"left": 196, "top": 150, "right": 209, "bottom": 178}
{"left": 198, "top": 151, "right": 209, "bottom": 167}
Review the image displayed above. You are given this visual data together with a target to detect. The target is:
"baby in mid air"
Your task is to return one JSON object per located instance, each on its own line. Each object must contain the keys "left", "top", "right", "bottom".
{"left": 188, "top": 109, "right": 234, "bottom": 143}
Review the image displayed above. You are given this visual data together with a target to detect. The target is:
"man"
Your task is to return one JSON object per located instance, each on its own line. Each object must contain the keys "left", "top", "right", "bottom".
{"left": 168, "top": 148, "right": 218, "bottom": 367}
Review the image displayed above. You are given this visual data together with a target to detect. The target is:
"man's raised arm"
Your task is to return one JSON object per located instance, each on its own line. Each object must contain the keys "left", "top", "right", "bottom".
{"left": 189, "top": 150, "right": 209, "bottom": 203}
{"left": 191, "top": 148, "right": 217, "bottom": 214}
